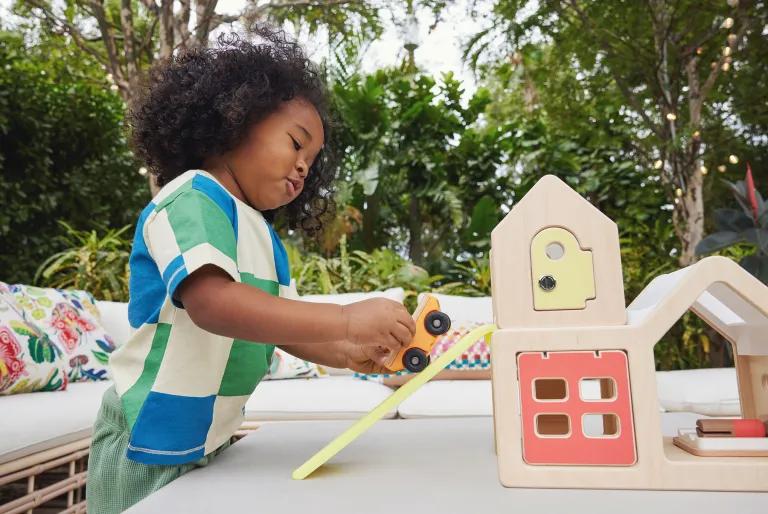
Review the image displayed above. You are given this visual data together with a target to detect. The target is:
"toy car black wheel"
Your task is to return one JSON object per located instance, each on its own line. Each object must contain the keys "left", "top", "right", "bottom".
{"left": 403, "top": 348, "right": 430, "bottom": 372}
{"left": 424, "top": 311, "right": 451, "bottom": 336}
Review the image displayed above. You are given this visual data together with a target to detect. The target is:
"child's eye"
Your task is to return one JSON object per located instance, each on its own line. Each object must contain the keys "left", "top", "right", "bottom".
{"left": 289, "top": 135, "right": 302, "bottom": 151}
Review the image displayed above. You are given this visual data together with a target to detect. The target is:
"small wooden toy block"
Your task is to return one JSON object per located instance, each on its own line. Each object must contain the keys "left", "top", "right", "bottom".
{"left": 490, "top": 174, "right": 768, "bottom": 491}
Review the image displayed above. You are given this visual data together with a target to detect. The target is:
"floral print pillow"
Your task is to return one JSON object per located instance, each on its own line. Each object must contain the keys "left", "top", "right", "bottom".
{"left": 7, "top": 284, "right": 116, "bottom": 382}
{"left": 264, "top": 347, "right": 325, "bottom": 380}
{"left": 0, "top": 284, "right": 68, "bottom": 395}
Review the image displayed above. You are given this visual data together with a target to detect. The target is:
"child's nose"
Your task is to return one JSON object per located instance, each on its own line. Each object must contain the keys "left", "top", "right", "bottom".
{"left": 296, "top": 160, "right": 308, "bottom": 177}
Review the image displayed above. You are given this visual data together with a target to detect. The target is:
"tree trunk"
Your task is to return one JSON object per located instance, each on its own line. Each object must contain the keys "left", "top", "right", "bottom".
{"left": 159, "top": 0, "right": 175, "bottom": 59}
{"left": 408, "top": 195, "right": 423, "bottom": 266}
{"left": 672, "top": 158, "right": 705, "bottom": 266}
{"left": 361, "top": 190, "right": 381, "bottom": 252}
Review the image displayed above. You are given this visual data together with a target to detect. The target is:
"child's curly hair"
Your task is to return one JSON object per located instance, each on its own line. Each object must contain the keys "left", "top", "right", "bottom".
{"left": 130, "top": 27, "right": 335, "bottom": 236}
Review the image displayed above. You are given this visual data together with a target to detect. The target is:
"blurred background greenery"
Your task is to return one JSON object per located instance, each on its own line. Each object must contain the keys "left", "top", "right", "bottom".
{"left": 1, "top": 0, "right": 766, "bottom": 370}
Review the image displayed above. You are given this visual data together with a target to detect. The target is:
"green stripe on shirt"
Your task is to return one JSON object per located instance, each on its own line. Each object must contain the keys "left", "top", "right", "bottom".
{"left": 121, "top": 323, "right": 172, "bottom": 427}
{"left": 165, "top": 190, "right": 238, "bottom": 263}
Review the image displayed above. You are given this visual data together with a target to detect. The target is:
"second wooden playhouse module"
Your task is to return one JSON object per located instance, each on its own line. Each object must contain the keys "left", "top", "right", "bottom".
{"left": 489, "top": 175, "right": 768, "bottom": 491}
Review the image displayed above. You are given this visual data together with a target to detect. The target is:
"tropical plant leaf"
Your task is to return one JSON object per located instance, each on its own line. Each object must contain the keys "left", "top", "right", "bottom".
{"left": 465, "top": 195, "right": 500, "bottom": 241}
{"left": 740, "top": 255, "right": 768, "bottom": 285}
{"left": 741, "top": 228, "right": 768, "bottom": 252}
{"left": 695, "top": 231, "right": 743, "bottom": 255}
{"left": 714, "top": 208, "right": 754, "bottom": 232}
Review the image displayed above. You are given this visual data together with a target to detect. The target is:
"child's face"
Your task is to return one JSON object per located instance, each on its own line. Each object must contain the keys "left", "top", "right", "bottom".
{"left": 221, "top": 97, "right": 324, "bottom": 211}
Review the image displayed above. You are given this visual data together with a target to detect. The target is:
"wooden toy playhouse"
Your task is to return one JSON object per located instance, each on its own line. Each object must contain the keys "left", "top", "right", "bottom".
{"left": 489, "top": 174, "right": 768, "bottom": 491}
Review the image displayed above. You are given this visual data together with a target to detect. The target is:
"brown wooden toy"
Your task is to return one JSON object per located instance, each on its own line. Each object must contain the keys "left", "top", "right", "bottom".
{"left": 489, "top": 174, "right": 768, "bottom": 491}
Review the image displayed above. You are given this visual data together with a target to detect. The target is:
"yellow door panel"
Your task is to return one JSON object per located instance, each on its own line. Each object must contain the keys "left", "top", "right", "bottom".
{"left": 530, "top": 227, "right": 595, "bottom": 310}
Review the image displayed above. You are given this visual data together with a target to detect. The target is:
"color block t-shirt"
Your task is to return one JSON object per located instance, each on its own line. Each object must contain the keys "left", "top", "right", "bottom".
{"left": 109, "top": 169, "right": 292, "bottom": 465}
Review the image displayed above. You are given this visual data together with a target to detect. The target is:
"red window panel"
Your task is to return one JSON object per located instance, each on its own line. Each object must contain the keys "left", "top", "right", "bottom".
{"left": 517, "top": 350, "right": 636, "bottom": 466}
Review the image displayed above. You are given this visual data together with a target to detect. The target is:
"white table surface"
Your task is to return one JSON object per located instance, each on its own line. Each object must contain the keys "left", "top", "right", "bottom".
{"left": 126, "top": 417, "right": 767, "bottom": 514}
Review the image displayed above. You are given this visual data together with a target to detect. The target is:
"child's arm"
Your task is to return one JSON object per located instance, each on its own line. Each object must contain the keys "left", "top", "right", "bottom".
{"left": 279, "top": 340, "right": 394, "bottom": 375}
{"left": 277, "top": 341, "right": 348, "bottom": 369}
{"left": 178, "top": 265, "right": 415, "bottom": 354}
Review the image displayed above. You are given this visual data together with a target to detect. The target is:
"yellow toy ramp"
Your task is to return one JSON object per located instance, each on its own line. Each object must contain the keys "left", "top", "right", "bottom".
{"left": 292, "top": 323, "right": 497, "bottom": 480}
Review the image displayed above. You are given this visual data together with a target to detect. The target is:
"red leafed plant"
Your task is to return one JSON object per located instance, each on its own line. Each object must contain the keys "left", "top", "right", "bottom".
{"left": 695, "top": 163, "right": 767, "bottom": 284}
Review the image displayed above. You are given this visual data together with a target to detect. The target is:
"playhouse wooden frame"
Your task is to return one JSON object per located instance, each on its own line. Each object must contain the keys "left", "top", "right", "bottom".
{"left": 490, "top": 175, "right": 768, "bottom": 491}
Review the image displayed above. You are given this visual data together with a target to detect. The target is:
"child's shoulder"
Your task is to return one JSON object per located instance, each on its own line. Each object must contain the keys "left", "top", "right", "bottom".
{"left": 151, "top": 169, "right": 210, "bottom": 211}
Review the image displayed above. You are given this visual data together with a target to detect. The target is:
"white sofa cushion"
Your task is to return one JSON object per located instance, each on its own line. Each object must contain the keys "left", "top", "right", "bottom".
{"left": 399, "top": 380, "right": 492, "bottom": 418}
{"left": 416, "top": 293, "right": 493, "bottom": 324}
{"left": 96, "top": 300, "right": 132, "bottom": 348}
{"left": 300, "top": 287, "right": 406, "bottom": 305}
{"left": 656, "top": 367, "right": 740, "bottom": 416}
{"left": 245, "top": 376, "right": 396, "bottom": 420}
{"left": 0, "top": 380, "right": 112, "bottom": 464}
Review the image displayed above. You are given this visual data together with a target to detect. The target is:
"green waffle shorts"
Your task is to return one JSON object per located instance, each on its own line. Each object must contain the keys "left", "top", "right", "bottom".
{"left": 86, "top": 386, "right": 230, "bottom": 514}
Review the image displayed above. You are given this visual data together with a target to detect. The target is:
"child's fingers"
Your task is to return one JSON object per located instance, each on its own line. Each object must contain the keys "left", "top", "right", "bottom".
{"left": 396, "top": 307, "right": 417, "bottom": 335}
{"left": 390, "top": 323, "right": 412, "bottom": 347}
{"left": 385, "top": 334, "right": 403, "bottom": 352}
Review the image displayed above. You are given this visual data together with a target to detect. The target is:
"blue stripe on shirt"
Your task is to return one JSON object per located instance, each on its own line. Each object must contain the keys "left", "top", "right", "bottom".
{"left": 128, "top": 202, "right": 165, "bottom": 328}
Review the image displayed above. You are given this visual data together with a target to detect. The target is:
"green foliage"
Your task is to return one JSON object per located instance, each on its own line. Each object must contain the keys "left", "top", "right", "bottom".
{"left": 35, "top": 222, "right": 132, "bottom": 302}
{"left": 696, "top": 178, "right": 768, "bottom": 283}
{"left": 478, "top": 41, "right": 744, "bottom": 370}
{"left": 0, "top": 30, "right": 147, "bottom": 284}
{"left": 287, "top": 235, "right": 435, "bottom": 309}
{"left": 269, "top": 0, "right": 384, "bottom": 71}
{"left": 287, "top": 235, "right": 491, "bottom": 311}
{"left": 433, "top": 256, "right": 491, "bottom": 297}
{"left": 331, "top": 68, "right": 509, "bottom": 269}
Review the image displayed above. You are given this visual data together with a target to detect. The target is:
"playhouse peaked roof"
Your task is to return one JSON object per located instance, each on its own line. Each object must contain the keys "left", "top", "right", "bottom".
{"left": 626, "top": 256, "right": 768, "bottom": 353}
{"left": 495, "top": 174, "right": 616, "bottom": 235}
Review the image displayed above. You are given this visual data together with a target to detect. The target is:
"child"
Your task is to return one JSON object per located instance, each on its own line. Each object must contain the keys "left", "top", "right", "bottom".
{"left": 86, "top": 27, "right": 415, "bottom": 514}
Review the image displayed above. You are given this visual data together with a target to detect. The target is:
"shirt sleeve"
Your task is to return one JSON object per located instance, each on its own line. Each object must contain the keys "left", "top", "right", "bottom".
{"left": 145, "top": 189, "right": 239, "bottom": 307}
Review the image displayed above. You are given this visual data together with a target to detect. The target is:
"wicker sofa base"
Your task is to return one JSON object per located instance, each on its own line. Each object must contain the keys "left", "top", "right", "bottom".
{"left": 0, "top": 422, "right": 260, "bottom": 514}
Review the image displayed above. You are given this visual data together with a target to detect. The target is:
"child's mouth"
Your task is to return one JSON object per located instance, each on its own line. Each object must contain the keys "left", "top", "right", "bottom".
{"left": 286, "top": 178, "right": 302, "bottom": 196}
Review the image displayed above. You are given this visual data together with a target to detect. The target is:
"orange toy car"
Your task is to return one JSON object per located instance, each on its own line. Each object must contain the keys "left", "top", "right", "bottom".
{"left": 385, "top": 295, "right": 451, "bottom": 373}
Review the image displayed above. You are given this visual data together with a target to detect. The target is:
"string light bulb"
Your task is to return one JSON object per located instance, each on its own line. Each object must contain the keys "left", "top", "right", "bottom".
{"left": 654, "top": 159, "right": 664, "bottom": 169}
{"left": 723, "top": 47, "right": 732, "bottom": 56}
{"left": 138, "top": 167, "right": 148, "bottom": 176}
{"left": 718, "top": 165, "right": 727, "bottom": 173}
{"left": 729, "top": 154, "right": 739, "bottom": 164}
{"left": 693, "top": 130, "right": 701, "bottom": 139}
{"left": 727, "top": 0, "right": 739, "bottom": 8}
{"left": 666, "top": 113, "right": 677, "bottom": 121}
{"left": 676, "top": 188, "right": 684, "bottom": 198}
{"left": 727, "top": 34, "right": 738, "bottom": 45}
{"left": 700, "top": 165, "right": 708, "bottom": 175}
{"left": 722, "top": 62, "right": 731, "bottom": 71}
{"left": 722, "top": 17, "right": 734, "bottom": 29}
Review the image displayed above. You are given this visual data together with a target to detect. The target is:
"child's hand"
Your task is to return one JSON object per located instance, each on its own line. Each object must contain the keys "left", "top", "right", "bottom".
{"left": 339, "top": 341, "right": 395, "bottom": 375}
{"left": 341, "top": 298, "right": 416, "bottom": 354}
